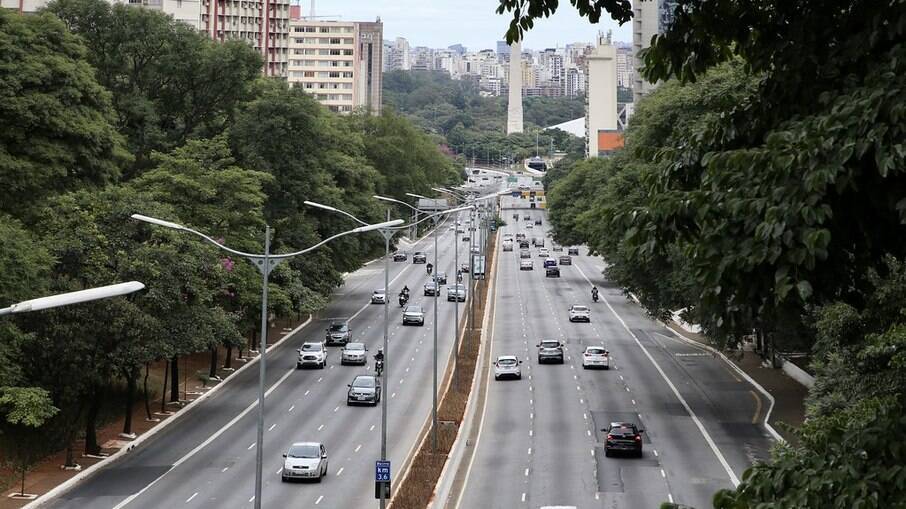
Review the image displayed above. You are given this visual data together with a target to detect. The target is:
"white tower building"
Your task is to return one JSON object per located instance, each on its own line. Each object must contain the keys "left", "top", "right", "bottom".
{"left": 506, "top": 40, "right": 524, "bottom": 134}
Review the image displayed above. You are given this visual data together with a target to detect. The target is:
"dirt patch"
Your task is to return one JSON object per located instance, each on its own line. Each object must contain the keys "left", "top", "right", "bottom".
{"left": 0, "top": 317, "right": 305, "bottom": 508}
{"left": 391, "top": 234, "right": 496, "bottom": 509}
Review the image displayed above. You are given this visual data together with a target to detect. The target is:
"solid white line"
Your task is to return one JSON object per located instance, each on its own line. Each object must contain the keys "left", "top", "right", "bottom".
{"left": 247, "top": 443, "right": 255, "bottom": 450}
{"left": 661, "top": 469, "right": 666, "bottom": 478}
{"left": 668, "top": 493, "right": 674, "bottom": 503}
{"left": 315, "top": 495, "right": 323, "bottom": 505}
{"left": 185, "top": 492, "right": 197, "bottom": 503}
{"left": 574, "top": 263, "right": 741, "bottom": 486}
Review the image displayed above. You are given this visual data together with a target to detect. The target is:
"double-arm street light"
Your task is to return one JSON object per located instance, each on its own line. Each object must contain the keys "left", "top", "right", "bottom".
{"left": 130, "top": 213, "right": 402, "bottom": 509}
{"left": 0, "top": 281, "right": 146, "bottom": 316}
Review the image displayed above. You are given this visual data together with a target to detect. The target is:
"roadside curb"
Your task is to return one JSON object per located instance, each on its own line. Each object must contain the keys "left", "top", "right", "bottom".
{"left": 428, "top": 229, "right": 498, "bottom": 509}
{"left": 24, "top": 315, "right": 313, "bottom": 509}
{"left": 662, "top": 324, "right": 786, "bottom": 444}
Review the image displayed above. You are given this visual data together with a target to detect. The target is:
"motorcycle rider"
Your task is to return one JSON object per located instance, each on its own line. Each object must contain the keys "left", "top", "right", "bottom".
{"left": 591, "top": 286, "right": 599, "bottom": 302}
{"left": 374, "top": 348, "right": 384, "bottom": 376}
{"left": 426, "top": 262, "right": 433, "bottom": 275}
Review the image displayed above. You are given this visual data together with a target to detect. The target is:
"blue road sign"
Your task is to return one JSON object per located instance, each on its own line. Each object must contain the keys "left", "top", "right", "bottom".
{"left": 375, "top": 460, "right": 391, "bottom": 482}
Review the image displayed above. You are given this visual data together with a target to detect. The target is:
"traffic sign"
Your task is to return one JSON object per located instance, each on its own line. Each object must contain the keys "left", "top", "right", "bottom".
{"left": 375, "top": 460, "right": 391, "bottom": 481}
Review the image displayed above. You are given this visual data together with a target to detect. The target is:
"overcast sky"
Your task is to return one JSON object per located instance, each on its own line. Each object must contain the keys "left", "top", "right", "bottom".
{"left": 309, "top": 0, "right": 632, "bottom": 50}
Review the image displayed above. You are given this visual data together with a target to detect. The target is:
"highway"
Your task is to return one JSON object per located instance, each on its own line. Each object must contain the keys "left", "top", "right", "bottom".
{"left": 42, "top": 213, "right": 474, "bottom": 509}
{"left": 457, "top": 209, "right": 775, "bottom": 509}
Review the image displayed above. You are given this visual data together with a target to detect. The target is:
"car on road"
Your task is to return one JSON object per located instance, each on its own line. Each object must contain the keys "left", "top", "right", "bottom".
{"left": 340, "top": 342, "right": 367, "bottom": 365}
{"left": 470, "top": 246, "right": 480, "bottom": 254}
{"left": 412, "top": 252, "right": 427, "bottom": 264}
{"left": 569, "top": 304, "right": 591, "bottom": 322}
{"left": 462, "top": 236, "right": 470, "bottom": 242}
{"left": 519, "top": 240, "right": 530, "bottom": 249}
{"left": 456, "top": 228, "right": 465, "bottom": 234}
{"left": 532, "top": 237, "right": 545, "bottom": 247}
{"left": 516, "top": 233, "right": 526, "bottom": 240}
{"left": 582, "top": 346, "right": 610, "bottom": 369}
{"left": 447, "top": 284, "right": 466, "bottom": 302}
{"left": 297, "top": 342, "right": 327, "bottom": 369}
{"left": 546, "top": 266, "right": 560, "bottom": 278}
{"left": 434, "top": 271, "right": 448, "bottom": 284}
{"left": 568, "top": 247, "right": 580, "bottom": 256}
{"left": 281, "top": 442, "right": 328, "bottom": 482}
{"left": 371, "top": 288, "right": 386, "bottom": 304}
{"left": 603, "top": 422, "right": 644, "bottom": 457}
{"left": 520, "top": 249, "right": 531, "bottom": 259}
{"left": 460, "top": 262, "right": 470, "bottom": 273}
{"left": 393, "top": 252, "right": 407, "bottom": 262}
{"left": 402, "top": 305, "right": 425, "bottom": 325}
{"left": 520, "top": 260, "right": 533, "bottom": 271}
{"left": 558, "top": 255, "right": 572, "bottom": 265}
{"left": 538, "top": 248, "right": 550, "bottom": 257}
{"left": 347, "top": 374, "right": 381, "bottom": 406}
{"left": 526, "top": 223, "right": 533, "bottom": 229}
{"left": 493, "top": 355, "right": 523, "bottom": 380}
{"left": 537, "top": 339, "right": 565, "bottom": 363}
{"left": 424, "top": 281, "right": 439, "bottom": 296}
{"left": 503, "top": 233, "right": 514, "bottom": 239}
{"left": 502, "top": 242, "right": 513, "bottom": 252}
{"left": 523, "top": 215, "right": 531, "bottom": 220}
{"left": 552, "top": 244, "right": 563, "bottom": 252}
{"left": 325, "top": 321, "right": 351, "bottom": 345}
{"left": 534, "top": 219, "right": 542, "bottom": 225}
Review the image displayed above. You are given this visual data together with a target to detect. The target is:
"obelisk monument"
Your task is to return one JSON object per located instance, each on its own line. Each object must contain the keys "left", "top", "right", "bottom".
{"left": 506, "top": 40, "right": 524, "bottom": 134}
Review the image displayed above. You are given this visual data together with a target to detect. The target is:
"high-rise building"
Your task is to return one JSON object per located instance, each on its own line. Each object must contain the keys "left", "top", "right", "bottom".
{"left": 410, "top": 46, "right": 434, "bottom": 71}
{"left": 387, "top": 37, "right": 411, "bottom": 71}
{"left": 204, "top": 0, "right": 290, "bottom": 77}
{"left": 287, "top": 18, "right": 382, "bottom": 114}
{"left": 585, "top": 33, "right": 621, "bottom": 157}
{"left": 506, "top": 40, "right": 523, "bottom": 134}
{"left": 615, "top": 47, "right": 634, "bottom": 89}
{"left": 496, "top": 40, "right": 511, "bottom": 62}
{"left": 633, "top": 0, "right": 676, "bottom": 103}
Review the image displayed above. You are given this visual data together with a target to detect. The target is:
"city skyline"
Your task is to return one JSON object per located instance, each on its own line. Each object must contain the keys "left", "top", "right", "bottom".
{"left": 308, "top": 0, "right": 632, "bottom": 50}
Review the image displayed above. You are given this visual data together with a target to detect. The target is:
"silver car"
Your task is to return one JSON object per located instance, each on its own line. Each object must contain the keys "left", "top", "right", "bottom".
{"left": 569, "top": 304, "right": 591, "bottom": 322}
{"left": 447, "top": 284, "right": 466, "bottom": 302}
{"left": 537, "top": 339, "right": 565, "bottom": 364}
{"left": 347, "top": 375, "right": 381, "bottom": 406}
{"left": 494, "top": 355, "right": 523, "bottom": 380}
{"left": 402, "top": 305, "right": 425, "bottom": 326}
{"left": 371, "top": 289, "right": 386, "bottom": 304}
{"left": 340, "top": 342, "right": 367, "bottom": 365}
{"left": 297, "top": 342, "right": 327, "bottom": 369}
{"left": 424, "top": 281, "right": 439, "bottom": 296}
{"left": 281, "top": 442, "right": 327, "bottom": 482}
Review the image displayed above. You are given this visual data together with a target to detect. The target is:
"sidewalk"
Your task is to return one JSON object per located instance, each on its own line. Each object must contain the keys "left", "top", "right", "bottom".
{"left": 667, "top": 325, "right": 808, "bottom": 447}
{"left": 0, "top": 315, "right": 307, "bottom": 508}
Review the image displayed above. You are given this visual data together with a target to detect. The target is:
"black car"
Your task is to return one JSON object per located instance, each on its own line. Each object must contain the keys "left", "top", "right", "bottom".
{"left": 462, "top": 236, "right": 470, "bottom": 242}
{"left": 567, "top": 247, "right": 579, "bottom": 256}
{"left": 603, "top": 422, "right": 644, "bottom": 457}
{"left": 534, "top": 219, "right": 542, "bottom": 225}
{"left": 325, "top": 321, "right": 350, "bottom": 345}
{"left": 412, "top": 252, "right": 427, "bottom": 264}
{"left": 393, "top": 252, "right": 407, "bottom": 262}
{"left": 546, "top": 267, "right": 560, "bottom": 278}
{"left": 423, "top": 281, "right": 438, "bottom": 296}
{"left": 347, "top": 375, "right": 381, "bottom": 406}
{"left": 434, "top": 272, "right": 448, "bottom": 284}
{"left": 519, "top": 240, "right": 530, "bottom": 249}
{"left": 559, "top": 255, "right": 572, "bottom": 265}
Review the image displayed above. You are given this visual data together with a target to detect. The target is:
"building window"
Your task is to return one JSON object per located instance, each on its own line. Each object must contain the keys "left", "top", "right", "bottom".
{"left": 329, "top": 71, "right": 340, "bottom": 78}
{"left": 303, "top": 71, "right": 314, "bottom": 77}
{"left": 329, "top": 38, "right": 341, "bottom": 44}
{"left": 320, "top": 26, "right": 330, "bottom": 33}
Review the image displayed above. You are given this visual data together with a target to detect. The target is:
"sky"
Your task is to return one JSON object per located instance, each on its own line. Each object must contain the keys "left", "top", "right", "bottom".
{"left": 309, "top": 0, "right": 632, "bottom": 50}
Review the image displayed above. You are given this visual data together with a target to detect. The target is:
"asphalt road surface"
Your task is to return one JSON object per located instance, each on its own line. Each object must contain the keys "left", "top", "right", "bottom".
{"left": 458, "top": 209, "right": 775, "bottom": 509}
{"left": 44, "top": 215, "right": 474, "bottom": 509}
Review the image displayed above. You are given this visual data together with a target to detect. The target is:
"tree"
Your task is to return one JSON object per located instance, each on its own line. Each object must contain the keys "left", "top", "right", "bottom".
{"left": 0, "top": 387, "right": 59, "bottom": 496}
{"left": 0, "top": 9, "right": 128, "bottom": 222}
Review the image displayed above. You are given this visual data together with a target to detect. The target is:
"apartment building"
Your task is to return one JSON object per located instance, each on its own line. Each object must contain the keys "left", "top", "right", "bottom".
{"left": 202, "top": 0, "right": 290, "bottom": 77}
{"left": 633, "top": 0, "right": 676, "bottom": 102}
{"left": 287, "top": 18, "right": 382, "bottom": 114}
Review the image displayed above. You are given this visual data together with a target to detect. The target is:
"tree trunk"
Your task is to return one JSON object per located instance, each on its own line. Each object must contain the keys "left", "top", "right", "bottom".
{"left": 170, "top": 355, "right": 179, "bottom": 402}
{"left": 160, "top": 359, "right": 169, "bottom": 413}
{"left": 209, "top": 346, "right": 218, "bottom": 378}
{"left": 84, "top": 390, "right": 101, "bottom": 456}
{"left": 123, "top": 368, "right": 136, "bottom": 435}
{"left": 224, "top": 345, "right": 233, "bottom": 369}
{"left": 248, "top": 329, "right": 257, "bottom": 352}
{"left": 63, "top": 400, "right": 84, "bottom": 468}
{"left": 143, "top": 362, "right": 152, "bottom": 420}
{"left": 20, "top": 466, "right": 25, "bottom": 496}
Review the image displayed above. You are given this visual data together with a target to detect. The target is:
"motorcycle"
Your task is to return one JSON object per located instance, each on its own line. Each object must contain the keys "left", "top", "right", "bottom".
{"left": 399, "top": 294, "right": 409, "bottom": 307}
{"left": 374, "top": 358, "right": 384, "bottom": 377}
{"left": 592, "top": 290, "right": 599, "bottom": 303}
{"left": 427, "top": 264, "right": 433, "bottom": 275}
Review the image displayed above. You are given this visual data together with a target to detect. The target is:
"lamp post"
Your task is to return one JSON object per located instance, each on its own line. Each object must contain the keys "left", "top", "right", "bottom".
{"left": 304, "top": 200, "right": 472, "bottom": 507}
{"left": 0, "top": 282, "right": 146, "bottom": 316}
{"left": 130, "top": 213, "right": 402, "bottom": 509}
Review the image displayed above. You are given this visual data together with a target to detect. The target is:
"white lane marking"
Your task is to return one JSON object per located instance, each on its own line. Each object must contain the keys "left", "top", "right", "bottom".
{"left": 661, "top": 469, "right": 666, "bottom": 478}
{"left": 574, "top": 262, "right": 741, "bottom": 486}
{"left": 333, "top": 406, "right": 340, "bottom": 412}
{"left": 289, "top": 405, "right": 295, "bottom": 412}
{"left": 521, "top": 492, "right": 526, "bottom": 502}
{"left": 185, "top": 492, "right": 198, "bottom": 503}
{"left": 392, "top": 392, "right": 397, "bottom": 398}
{"left": 221, "top": 467, "right": 229, "bottom": 473}
{"left": 305, "top": 390, "right": 310, "bottom": 396}
{"left": 369, "top": 425, "right": 375, "bottom": 431}
{"left": 619, "top": 375, "right": 624, "bottom": 380}
{"left": 248, "top": 496, "right": 254, "bottom": 503}
{"left": 524, "top": 468, "right": 529, "bottom": 476}
{"left": 315, "top": 495, "right": 324, "bottom": 505}
{"left": 355, "top": 444, "right": 362, "bottom": 453}
{"left": 530, "top": 412, "right": 534, "bottom": 420}
{"left": 653, "top": 449, "right": 659, "bottom": 457}
{"left": 276, "top": 467, "right": 282, "bottom": 474}
{"left": 587, "top": 430, "right": 591, "bottom": 436}
{"left": 317, "top": 377, "right": 323, "bottom": 383}
{"left": 632, "top": 399, "right": 637, "bottom": 405}
{"left": 247, "top": 443, "right": 255, "bottom": 450}
{"left": 268, "top": 423, "right": 276, "bottom": 432}
{"left": 583, "top": 413, "right": 588, "bottom": 420}
{"left": 668, "top": 493, "right": 674, "bottom": 503}
{"left": 337, "top": 467, "right": 344, "bottom": 476}
{"left": 318, "top": 424, "right": 324, "bottom": 431}
{"left": 529, "top": 430, "right": 533, "bottom": 437}
{"left": 527, "top": 448, "right": 532, "bottom": 455}
{"left": 590, "top": 449, "right": 595, "bottom": 457}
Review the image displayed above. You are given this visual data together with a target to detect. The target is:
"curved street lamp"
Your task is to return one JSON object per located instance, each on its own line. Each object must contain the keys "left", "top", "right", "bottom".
{"left": 130, "top": 213, "right": 402, "bottom": 509}
{"left": 0, "top": 282, "right": 146, "bottom": 316}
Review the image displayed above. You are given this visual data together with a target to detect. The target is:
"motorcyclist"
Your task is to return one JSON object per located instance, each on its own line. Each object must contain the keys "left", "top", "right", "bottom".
{"left": 399, "top": 293, "right": 408, "bottom": 307}
{"left": 401, "top": 285, "right": 410, "bottom": 297}
{"left": 456, "top": 272, "right": 463, "bottom": 283}
{"left": 374, "top": 348, "right": 384, "bottom": 375}
{"left": 426, "top": 263, "right": 433, "bottom": 275}
{"left": 591, "top": 286, "right": 599, "bottom": 302}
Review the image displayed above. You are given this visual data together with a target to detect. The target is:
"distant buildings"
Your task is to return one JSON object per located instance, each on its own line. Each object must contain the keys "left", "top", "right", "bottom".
{"left": 633, "top": 0, "right": 675, "bottom": 103}
{"left": 287, "top": 17, "right": 383, "bottom": 114}
{"left": 585, "top": 33, "right": 622, "bottom": 157}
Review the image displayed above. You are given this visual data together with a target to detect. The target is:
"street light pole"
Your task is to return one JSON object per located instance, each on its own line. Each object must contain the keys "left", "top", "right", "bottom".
{"left": 130, "top": 213, "right": 402, "bottom": 509}
{"left": 0, "top": 282, "right": 145, "bottom": 316}
{"left": 380, "top": 209, "right": 391, "bottom": 509}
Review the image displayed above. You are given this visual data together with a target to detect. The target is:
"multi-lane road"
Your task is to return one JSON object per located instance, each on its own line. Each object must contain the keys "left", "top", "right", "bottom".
{"left": 457, "top": 208, "right": 775, "bottom": 509}
{"left": 43, "top": 214, "right": 473, "bottom": 509}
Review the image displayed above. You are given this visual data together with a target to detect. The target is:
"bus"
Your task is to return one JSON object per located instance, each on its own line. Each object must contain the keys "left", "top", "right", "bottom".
{"left": 527, "top": 156, "right": 547, "bottom": 172}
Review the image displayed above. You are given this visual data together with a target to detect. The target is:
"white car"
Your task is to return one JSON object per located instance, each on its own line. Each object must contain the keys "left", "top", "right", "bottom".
{"left": 502, "top": 242, "right": 513, "bottom": 252}
{"left": 447, "top": 284, "right": 466, "bottom": 302}
{"left": 568, "top": 305, "right": 591, "bottom": 322}
{"left": 340, "top": 342, "right": 367, "bottom": 365}
{"left": 538, "top": 248, "right": 550, "bottom": 258}
{"left": 371, "top": 289, "right": 386, "bottom": 304}
{"left": 520, "top": 260, "right": 533, "bottom": 271}
{"left": 526, "top": 223, "right": 534, "bottom": 229}
{"left": 297, "top": 342, "right": 327, "bottom": 369}
{"left": 494, "top": 355, "right": 523, "bottom": 380}
{"left": 582, "top": 346, "right": 610, "bottom": 369}
{"left": 281, "top": 442, "right": 328, "bottom": 482}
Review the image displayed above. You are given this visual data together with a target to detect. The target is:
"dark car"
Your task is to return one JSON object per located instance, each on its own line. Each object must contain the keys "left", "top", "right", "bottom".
{"left": 462, "top": 236, "right": 470, "bottom": 242}
{"left": 393, "top": 252, "right": 407, "bottom": 262}
{"left": 537, "top": 339, "right": 564, "bottom": 363}
{"left": 423, "top": 281, "right": 439, "bottom": 296}
{"left": 568, "top": 247, "right": 580, "bottom": 256}
{"left": 546, "top": 267, "right": 560, "bottom": 278}
{"left": 516, "top": 233, "right": 526, "bottom": 240}
{"left": 523, "top": 215, "right": 531, "bottom": 220}
{"left": 559, "top": 255, "right": 572, "bottom": 265}
{"left": 534, "top": 219, "right": 542, "bottom": 225}
{"left": 519, "top": 240, "right": 530, "bottom": 249}
{"left": 325, "top": 321, "right": 350, "bottom": 346}
{"left": 603, "top": 422, "right": 644, "bottom": 457}
{"left": 434, "top": 271, "right": 448, "bottom": 284}
{"left": 412, "top": 252, "right": 427, "bottom": 264}
{"left": 347, "top": 375, "right": 381, "bottom": 406}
